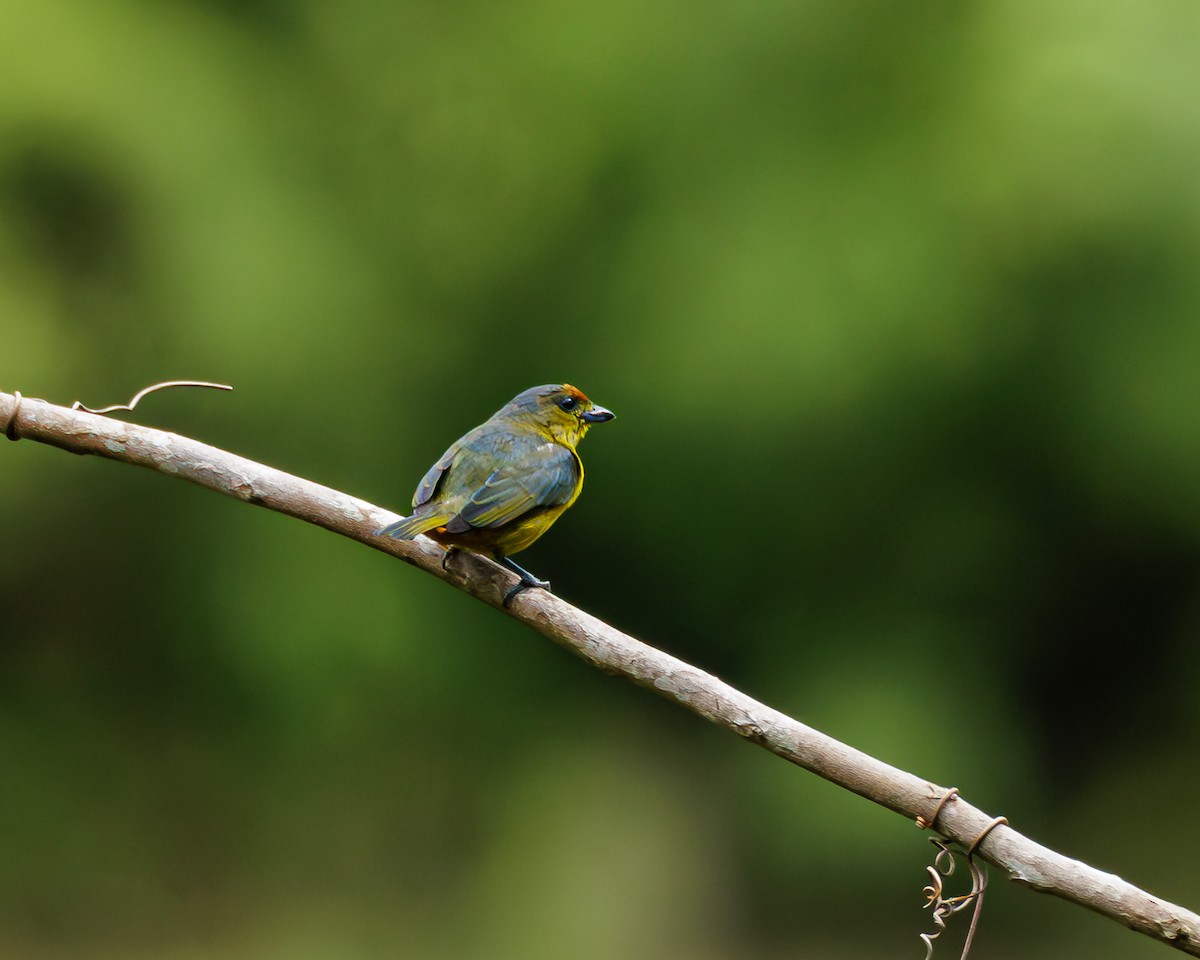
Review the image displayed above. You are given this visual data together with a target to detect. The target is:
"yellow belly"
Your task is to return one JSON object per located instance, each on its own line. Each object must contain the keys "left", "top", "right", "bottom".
{"left": 426, "top": 501, "right": 572, "bottom": 557}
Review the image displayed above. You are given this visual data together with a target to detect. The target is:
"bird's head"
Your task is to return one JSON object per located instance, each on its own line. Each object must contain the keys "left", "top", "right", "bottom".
{"left": 496, "top": 384, "right": 615, "bottom": 446}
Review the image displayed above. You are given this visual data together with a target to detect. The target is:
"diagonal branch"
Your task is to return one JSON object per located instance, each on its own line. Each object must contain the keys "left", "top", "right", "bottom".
{"left": 3, "top": 388, "right": 1197, "bottom": 956}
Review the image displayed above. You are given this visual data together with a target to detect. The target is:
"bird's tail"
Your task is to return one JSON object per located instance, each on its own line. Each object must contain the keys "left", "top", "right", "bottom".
{"left": 375, "top": 510, "right": 450, "bottom": 540}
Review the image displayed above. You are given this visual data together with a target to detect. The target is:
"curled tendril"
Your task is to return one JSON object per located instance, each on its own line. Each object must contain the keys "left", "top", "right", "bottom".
{"left": 5, "top": 381, "right": 230, "bottom": 442}
{"left": 919, "top": 837, "right": 989, "bottom": 960}
{"left": 72, "top": 380, "right": 232, "bottom": 416}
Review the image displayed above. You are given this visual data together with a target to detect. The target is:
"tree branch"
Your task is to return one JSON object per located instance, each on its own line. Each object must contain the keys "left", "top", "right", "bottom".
{"left": 3, "top": 388, "right": 1197, "bottom": 955}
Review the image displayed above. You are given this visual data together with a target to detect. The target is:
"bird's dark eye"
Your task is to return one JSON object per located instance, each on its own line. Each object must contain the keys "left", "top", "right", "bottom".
{"left": 558, "top": 396, "right": 578, "bottom": 412}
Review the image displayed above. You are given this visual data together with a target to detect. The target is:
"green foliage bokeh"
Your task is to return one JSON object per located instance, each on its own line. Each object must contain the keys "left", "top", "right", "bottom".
{"left": 3, "top": 1, "right": 1199, "bottom": 957}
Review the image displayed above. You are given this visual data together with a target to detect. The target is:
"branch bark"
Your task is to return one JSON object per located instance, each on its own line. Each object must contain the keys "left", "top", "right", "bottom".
{"left": 3, "top": 388, "right": 1197, "bottom": 955}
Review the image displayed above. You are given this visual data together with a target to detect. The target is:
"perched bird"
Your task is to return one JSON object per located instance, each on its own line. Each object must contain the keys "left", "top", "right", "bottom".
{"left": 376, "top": 384, "right": 615, "bottom": 604}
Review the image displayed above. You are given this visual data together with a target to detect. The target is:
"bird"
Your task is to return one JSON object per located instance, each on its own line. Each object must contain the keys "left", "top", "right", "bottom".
{"left": 376, "top": 383, "right": 614, "bottom": 604}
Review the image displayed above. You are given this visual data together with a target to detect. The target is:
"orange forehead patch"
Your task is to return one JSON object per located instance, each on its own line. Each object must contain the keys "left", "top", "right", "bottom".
{"left": 562, "top": 384, "right": 588, "bottom": 403}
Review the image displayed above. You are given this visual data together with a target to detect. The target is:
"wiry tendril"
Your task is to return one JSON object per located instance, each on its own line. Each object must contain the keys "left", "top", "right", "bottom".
{"left": 71, "top": 380, "right": 232, "bottom": 415}
{"left": 6, "top": 380, "right": 231, "bottom": 441}
{"left": 919, "top": 837, "right": 989, "bottom": 960}
{"left": 4, "top": 390, "right": 24, "bottom": 441}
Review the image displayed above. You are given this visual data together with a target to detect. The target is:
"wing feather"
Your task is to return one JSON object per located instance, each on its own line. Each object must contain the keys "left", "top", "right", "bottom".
{"left": 413, "top": 444, "right": 458, "bottom": 508}
{"left": 447, "top": 442, "right": 579, "bottom": 532}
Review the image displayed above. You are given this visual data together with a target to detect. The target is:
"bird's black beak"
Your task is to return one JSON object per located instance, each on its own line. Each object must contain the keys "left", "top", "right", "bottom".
{"left": 582, "top": 406, "right": 615, "bottom": 423}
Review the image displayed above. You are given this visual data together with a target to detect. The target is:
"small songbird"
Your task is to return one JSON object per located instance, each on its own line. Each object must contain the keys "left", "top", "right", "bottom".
{"left": 376, "top": 384, "right": 615, "bottom": 604}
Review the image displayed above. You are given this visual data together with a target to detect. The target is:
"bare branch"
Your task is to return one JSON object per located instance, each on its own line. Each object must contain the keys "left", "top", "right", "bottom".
{"left": 3, "top": 388, "right": 1198, "bottom": 956}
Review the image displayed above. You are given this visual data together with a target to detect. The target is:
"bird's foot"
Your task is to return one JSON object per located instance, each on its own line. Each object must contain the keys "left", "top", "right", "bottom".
{"left": 496, "top": 555, "right": 551, "bottom": 607}
{"left": 503, "top": 574, "right": 551, "bottom": 607}
{"left": 441, "top": 546, "right": 460, "bottom": 572}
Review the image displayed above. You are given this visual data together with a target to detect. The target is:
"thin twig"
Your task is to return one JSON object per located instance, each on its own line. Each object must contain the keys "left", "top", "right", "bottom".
{"left": 71, "top": 379, "right": 232, "bottom": 415}
{"left": 2, "top": 387, "right": 1198, "bottom": 957}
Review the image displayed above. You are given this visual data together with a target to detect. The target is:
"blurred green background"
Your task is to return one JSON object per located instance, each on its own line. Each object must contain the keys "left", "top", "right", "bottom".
{"left": 3, "top": 0, "right": 1199, "bottom": 957}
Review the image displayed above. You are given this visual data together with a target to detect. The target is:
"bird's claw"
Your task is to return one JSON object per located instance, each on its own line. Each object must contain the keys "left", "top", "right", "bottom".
{"left": 503, "top": 575, "right": 551, "bottom": 607}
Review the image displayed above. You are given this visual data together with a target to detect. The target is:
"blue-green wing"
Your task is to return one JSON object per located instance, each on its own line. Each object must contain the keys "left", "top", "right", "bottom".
{"left": 412, "top": 443, "right": 459, "bottom": 509}
{"left": 445, "top": 442, "right": 578, "bottom": 532}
